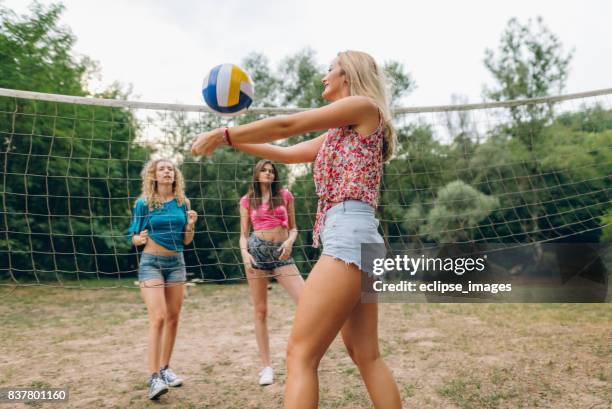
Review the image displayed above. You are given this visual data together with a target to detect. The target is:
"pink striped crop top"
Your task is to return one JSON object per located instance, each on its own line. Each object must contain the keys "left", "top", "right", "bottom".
{"left": 240, "top": 189, "right": 294, "bottom": 231}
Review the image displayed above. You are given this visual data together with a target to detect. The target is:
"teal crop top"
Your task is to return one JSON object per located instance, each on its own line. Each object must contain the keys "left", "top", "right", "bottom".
{"left": 128, "top": 198, "right": 188, "bottom": 252}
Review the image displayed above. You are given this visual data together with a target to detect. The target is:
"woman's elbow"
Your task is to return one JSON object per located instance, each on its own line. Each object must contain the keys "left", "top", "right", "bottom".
{"left": 275, "top": 116, "right": 297, "bottom": 140}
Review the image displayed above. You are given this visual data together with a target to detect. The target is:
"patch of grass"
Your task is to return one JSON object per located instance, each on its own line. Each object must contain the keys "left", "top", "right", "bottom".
{"left": 323, "top": 386, "right": 369, "bottom": 408}
{"left": 380, "top": 338, "right": 393, "bottom": 357}
{"left": 394, "top": 337, "right": 414, "bottom": 353}
{"left": 29, "top": 380, "right": 51, "bottom": 389}
{"left": 0, "top": 367, "right": 15, "bottom": 385}
{"left": 166, "top": 398, "right": 208, "bottom": 409}
{"left": 480, "top": 304, "right": 612, "bottom": 326}
{"left": 419, "top": 351, "right": 432, "bottom": 361}
{"left": 132, "top": 380, "right": 148, "bottom": 392}
{"left": 402, "top": 304, "right": 424, "bottom": 319}
{"left": 342, "top": 367, "right": 357, "bottom": 377}
{"left": 402, "top": 382, "right": 418, "bottom": 398}
{"left": 490, "top": 367, "right": 512, "bottom": 386}
{"left": 439, "top": 373, "right": 519, "bottom": 409}
{"left": 200, "top": 363, "right": 215, "bottom": 375}
{"left": 592, "top": 344, "right": 612, "bottom": 357}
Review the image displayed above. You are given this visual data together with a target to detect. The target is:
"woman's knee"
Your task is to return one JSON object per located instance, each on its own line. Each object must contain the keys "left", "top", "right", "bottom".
{"left": 165, "top": 310, "right": 180, "bottom": 325}
{"left": 345, "top": 342, "right": 380, "bottom": 369}
{"left": 150, "top": 311, "right": 166, "bottom": 327}
{"left": 286, "top": 336, "right": 322, "bottom": 370}
{"left": 254, "top": 304, "right": 267, "bottom": 323}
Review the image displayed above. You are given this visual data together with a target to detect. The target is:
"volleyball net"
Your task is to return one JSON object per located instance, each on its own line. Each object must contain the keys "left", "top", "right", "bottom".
{"left": 0, "top": 87, "right": 610, "bottom": 287}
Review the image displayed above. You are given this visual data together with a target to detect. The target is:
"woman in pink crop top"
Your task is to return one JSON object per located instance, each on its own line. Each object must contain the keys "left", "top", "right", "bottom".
{"left": 193, "top": 51, "right": 401, "bottom": 408}
{"left": 239, "top": 160, "right": 304, "bottom": 386}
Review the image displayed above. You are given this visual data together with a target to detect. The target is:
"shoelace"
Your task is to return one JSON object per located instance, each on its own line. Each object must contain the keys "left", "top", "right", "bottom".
{"left": 152, "top": 377, "right": 165, "bottom": 388}
{"left": 162, "top": 369, "right": 176, "bottom": 380}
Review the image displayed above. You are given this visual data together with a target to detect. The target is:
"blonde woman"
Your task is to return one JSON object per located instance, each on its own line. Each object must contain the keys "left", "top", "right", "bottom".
{"left": 240, "top": 159, "right": 304, "bottom": 385}
{"left": 128, "top": 158, "right": 197, "bottom": 400}
{"left": 192, "top": 51, "right": 402, "bottom": 409}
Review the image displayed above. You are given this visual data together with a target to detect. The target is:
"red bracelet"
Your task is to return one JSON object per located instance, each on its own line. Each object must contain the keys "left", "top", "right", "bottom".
{"left": 223, "top": 127, "right": 233, "bottom": 146}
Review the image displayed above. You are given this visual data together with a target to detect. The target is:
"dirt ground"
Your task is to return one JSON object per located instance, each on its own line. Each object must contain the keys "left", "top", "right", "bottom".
{"left": 0, "top": 282, "right": 610, "bottom": 409}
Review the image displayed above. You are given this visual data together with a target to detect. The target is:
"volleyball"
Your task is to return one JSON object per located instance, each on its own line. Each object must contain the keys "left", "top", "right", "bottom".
{"left": 202, "top": 63, "right": 254, "bottom": 115}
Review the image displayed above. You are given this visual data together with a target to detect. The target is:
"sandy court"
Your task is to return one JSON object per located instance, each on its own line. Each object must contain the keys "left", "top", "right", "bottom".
{"left": 0, "top": 283, "right": 610, "bottom": 408}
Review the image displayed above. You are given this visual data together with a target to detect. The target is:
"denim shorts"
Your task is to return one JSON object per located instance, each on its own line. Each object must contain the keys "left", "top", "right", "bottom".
{"left": 138, "top": 252, "right": 186, "bottom": 283}
{"left": 320, "top": 200, "right": 386, "bottom": 277}
{"left": 247, "top": 234, "right": 296, "bottom": 271}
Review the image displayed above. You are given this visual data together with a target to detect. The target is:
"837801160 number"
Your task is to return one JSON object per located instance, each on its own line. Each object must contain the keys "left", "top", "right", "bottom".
{"left": 0, "top": 388, "right": 69, "bottom": 402}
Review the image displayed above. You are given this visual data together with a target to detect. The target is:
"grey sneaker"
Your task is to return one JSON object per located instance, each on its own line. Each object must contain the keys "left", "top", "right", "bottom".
{"left": 160, "top": 367, "right": 183, "bottom": 387}
{"left": 148, "top": 374, "right": 169, "bottom": 400}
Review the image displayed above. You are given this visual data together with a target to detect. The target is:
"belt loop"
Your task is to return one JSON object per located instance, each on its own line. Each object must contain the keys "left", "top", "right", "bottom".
{"left": 341, "top": 201, "right": 346, "bottom": 213}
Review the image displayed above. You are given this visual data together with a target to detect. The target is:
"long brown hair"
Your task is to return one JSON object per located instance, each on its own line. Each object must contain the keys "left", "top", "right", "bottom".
{"left": 139, "top": 158, "right": 186, "bottom": 210}
{"left": 246, "top": 160, "right": 285, "bottom": 210}
{"left": 337, "top": 50, "right": 396, "bottom": 162}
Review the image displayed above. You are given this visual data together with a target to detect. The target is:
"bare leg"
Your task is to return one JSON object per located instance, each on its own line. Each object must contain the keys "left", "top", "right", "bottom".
{"left": 247, "top": 267, "right": 271, "bottom": 367}
{"left": 140, "top": 279, "right": 166, "bottom": 374}
{"left": 283, "top": 256, "right": 363, "bottom": 409}
{"left": 160, "top": 282, "right": 185, "bottom": 368}
{"left": 341, "top": 299, "right": 401, "bottom": 408}
{"left": 273, "top": 264, "right": 305, "bottom": 304}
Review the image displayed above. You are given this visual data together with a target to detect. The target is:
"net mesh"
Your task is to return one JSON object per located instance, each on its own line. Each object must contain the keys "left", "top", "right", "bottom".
{"left": 0, "top": 88, "right": 610, "bottom": 287}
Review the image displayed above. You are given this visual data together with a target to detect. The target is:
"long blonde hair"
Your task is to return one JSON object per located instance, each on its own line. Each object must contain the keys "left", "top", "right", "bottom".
{"left": 139, "top": 158, "right": 186, "bottom": 210}
{"left": 337, "top": 50, "right": 396, "bottom": 162}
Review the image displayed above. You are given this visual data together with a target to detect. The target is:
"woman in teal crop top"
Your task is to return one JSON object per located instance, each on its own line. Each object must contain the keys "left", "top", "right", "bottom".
{"left": 128, "top": 158, "right": 197, "bottom": 400}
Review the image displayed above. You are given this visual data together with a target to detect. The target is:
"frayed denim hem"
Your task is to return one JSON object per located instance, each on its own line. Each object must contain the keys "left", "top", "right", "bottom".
{"left": 321, "top": 252, "right": 362, "bottom": 271}
{"left": 321, "top": 252, "right": 383, "bottom": 282}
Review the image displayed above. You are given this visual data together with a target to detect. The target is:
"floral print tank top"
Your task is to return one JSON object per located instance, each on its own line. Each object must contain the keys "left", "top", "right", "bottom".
{"left": 312, "top": 112, "right": 384, "bottom": 247}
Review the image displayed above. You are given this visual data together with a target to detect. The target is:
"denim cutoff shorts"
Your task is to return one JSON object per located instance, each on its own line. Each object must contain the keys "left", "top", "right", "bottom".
{"left": 138, "top": 252, "right": 186, "bottom": 283}
{"left": 320, "top": 200, "right": 386, "bottom": 277}
{"left": 247, "top": 234, "right": 296, "bottom": 271}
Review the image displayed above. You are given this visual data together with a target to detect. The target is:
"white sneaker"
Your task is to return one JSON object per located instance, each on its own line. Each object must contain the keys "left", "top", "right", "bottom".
{"left": 258, "top": 366, "right": 274, "bottom": 385}
{"left": 160, "top": 366, "right": 183, "bottom": 387}
{"left": 148, "top": 374, "right": 169, "bottom": 400}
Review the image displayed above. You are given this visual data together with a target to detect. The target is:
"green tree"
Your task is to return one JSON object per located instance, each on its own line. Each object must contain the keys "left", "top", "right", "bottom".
{"left": 601, "top": 210, "right": 612, "bottom": 244}
{"left": 383, "top": 60, "right": 415, "bottom": 107}
{"left": 420, "top": 180, "right": 499, "bottom": 243}
{"left": 483, "top": 16, "right": 573, "bottom": 142}
{"left": 241, "top": 52, "right": 282, "bottom": 108}
{"left": 279, "top": 48, "right": 325, "bottom": 109}
{"left": 0, "top": 2, "right": 149, "bottom": 282}
{"left": 537, "top": 112, "right": 612, "bottom": 242}
{"left": 383, "top": 124, "right": 448, "bottom": 245}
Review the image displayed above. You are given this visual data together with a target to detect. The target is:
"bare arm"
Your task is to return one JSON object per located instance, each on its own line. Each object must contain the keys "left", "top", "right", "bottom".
{"left": 286, "top": 200, "right": 298, "bottom": 244}
{"left": 233, "top": 134, "right": 326, "bottom": 164}
{"left": 183, "top": 198, "right": 196, "bottom": 245}
{"left": 192, "top": 96, "right": 379, "bottom": 156}
{"left": 239, "top": 206, "right": 254, "bottom": 267}
{"left": 278, "top": 198, "right": 299, "bottom": 261}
